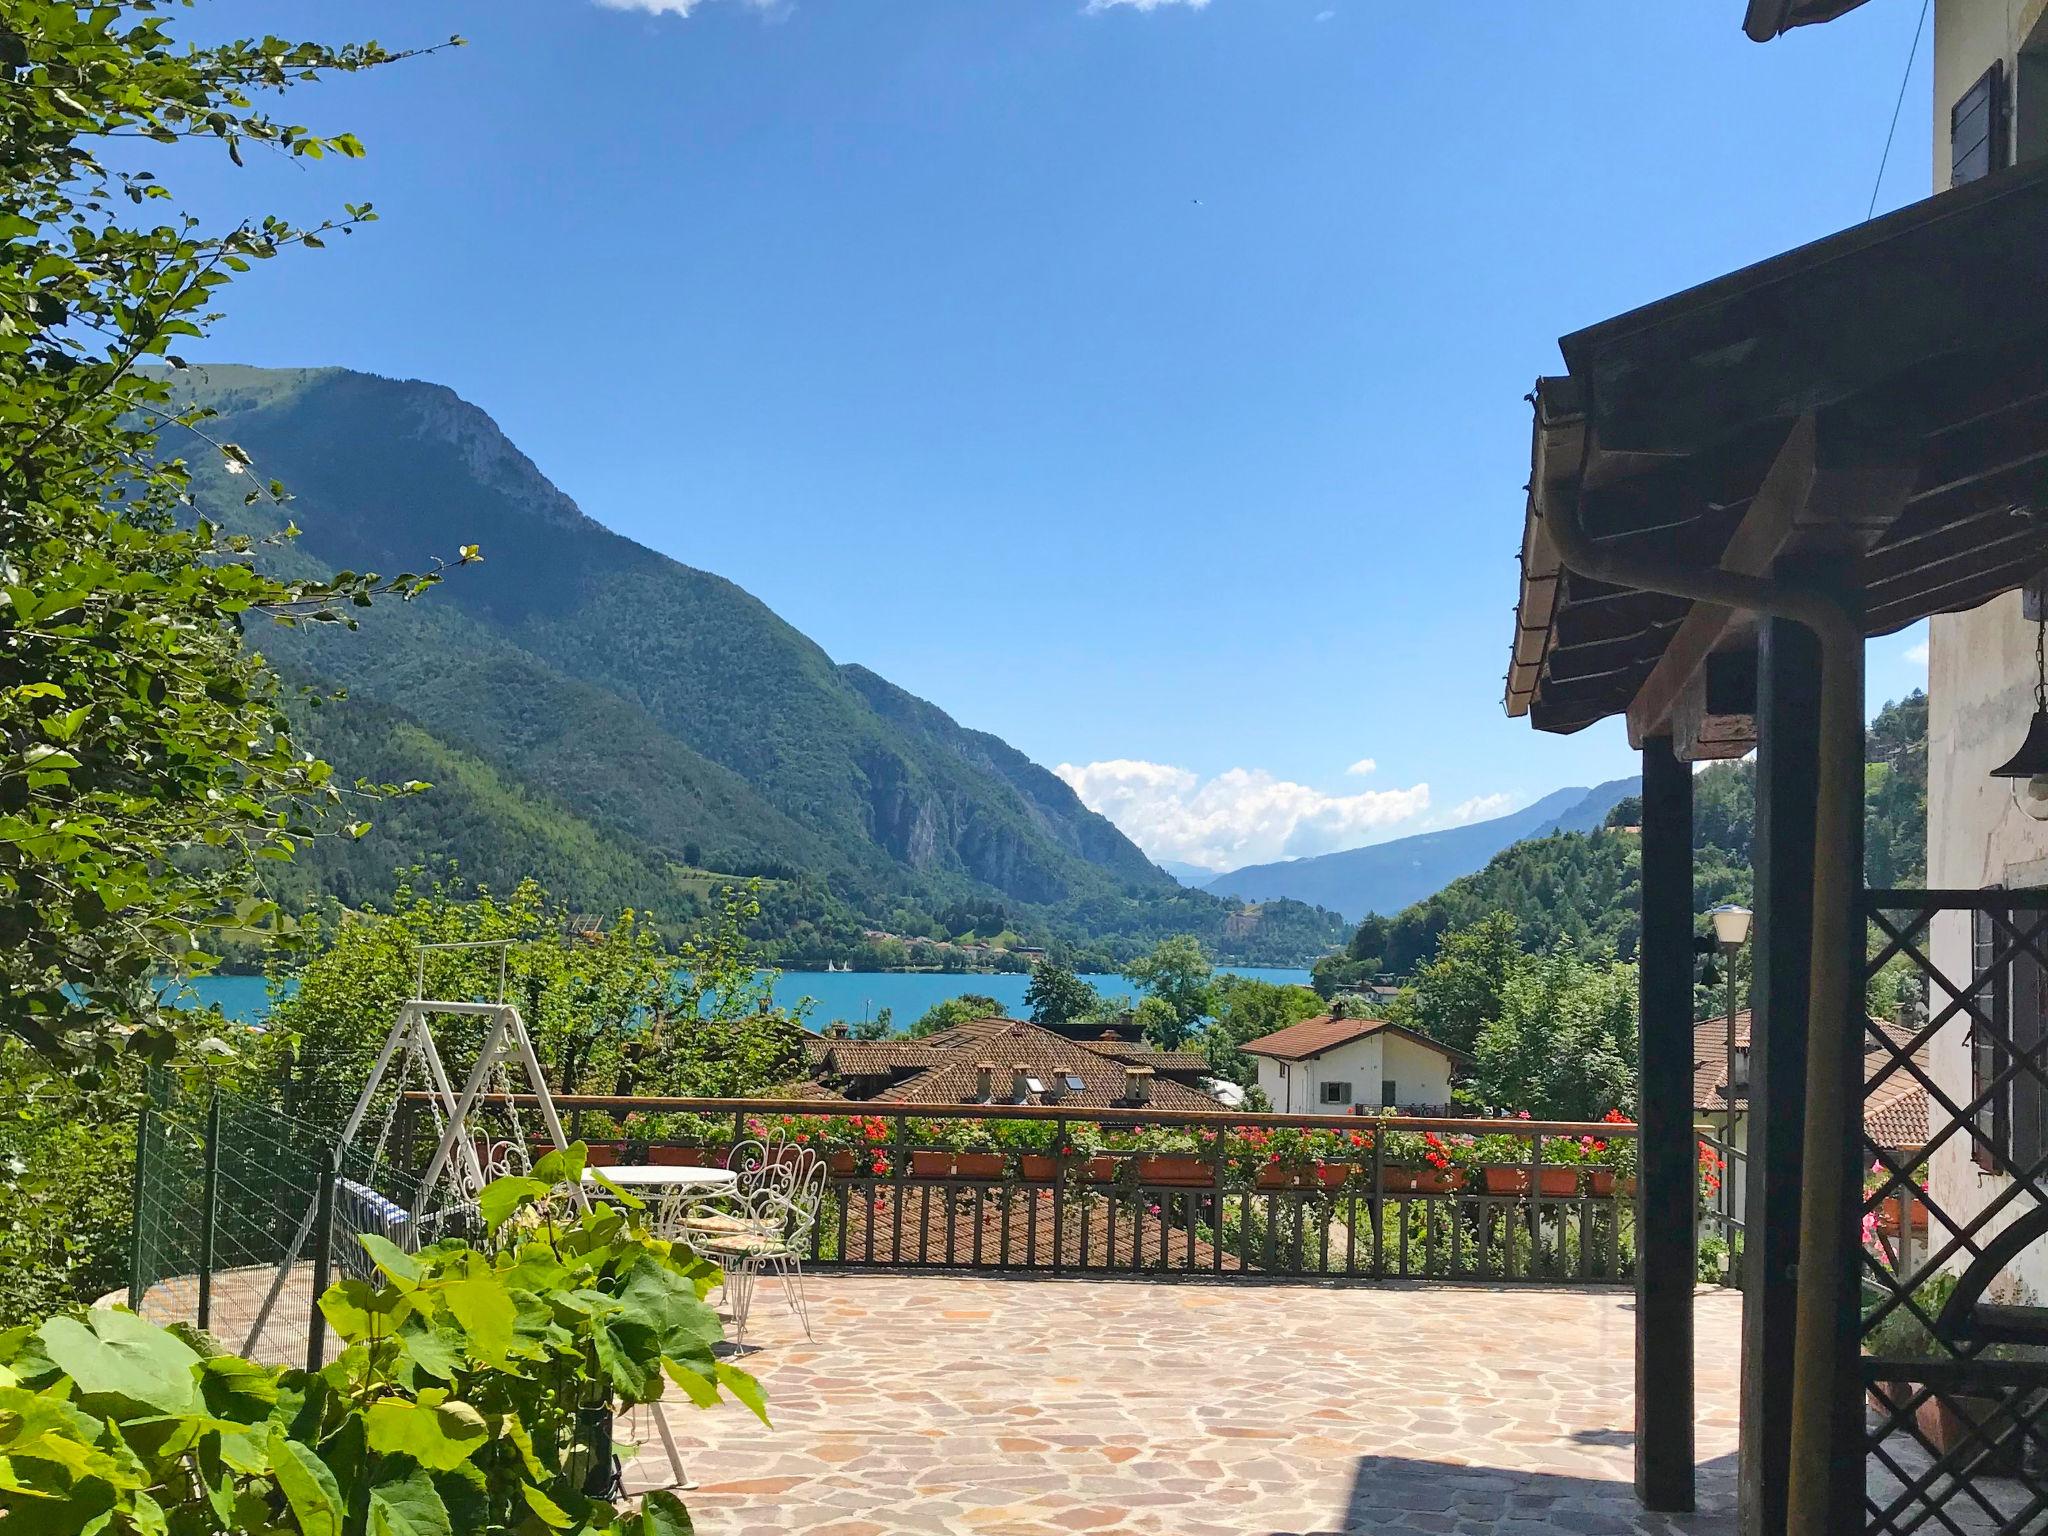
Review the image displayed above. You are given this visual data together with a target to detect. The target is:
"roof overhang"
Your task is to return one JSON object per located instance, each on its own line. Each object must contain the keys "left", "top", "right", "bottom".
{"left": 1741, "top": 0, "right": 1875, "bottom": 41}
{"left": 1506, "top": 156, "right": 2048, "bottom": 746}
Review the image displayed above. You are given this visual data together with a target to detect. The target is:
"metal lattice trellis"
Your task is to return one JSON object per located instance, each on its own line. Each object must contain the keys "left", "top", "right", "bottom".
{"left": 130, "top": 1072, "right": 448, "bottom": 1369}
{"left": 1861, "top": 890, "right": 2048, "bottom": 1536}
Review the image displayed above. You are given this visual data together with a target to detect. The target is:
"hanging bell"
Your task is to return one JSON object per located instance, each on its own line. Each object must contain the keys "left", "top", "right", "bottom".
{"left": 1991, "top": 710, "right": 2048, "bottom": 778}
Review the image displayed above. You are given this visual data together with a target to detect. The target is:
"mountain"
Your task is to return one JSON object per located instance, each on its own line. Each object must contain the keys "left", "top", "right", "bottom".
{"left": 1203, "top": 777, "right": 1641, "bottom": 921}
{"left": 1312, "top": 690, "right": 1927, "bottom": 992}
{"left": 169, "top": 366, "right": 1344, "bottom": 964}
{"left": 1156, "top": 860, "right": 1218, "bottom": 887}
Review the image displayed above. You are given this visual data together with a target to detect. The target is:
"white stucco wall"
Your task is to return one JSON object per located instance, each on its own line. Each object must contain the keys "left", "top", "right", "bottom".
{"left": 1923, "top": 0, "right": 2048, "bottom": 1304}
{"left": 1253, "top": 1032, "right": 1454, "bottom": 1114}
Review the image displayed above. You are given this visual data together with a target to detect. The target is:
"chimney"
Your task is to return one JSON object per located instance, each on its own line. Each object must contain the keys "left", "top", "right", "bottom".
{"left": 1122, "top": 1065, "right": 1155, "bottom": 1105}
{"left": 1011, "top": 1063, "right": 1031, "bottom": 1103}
{"left": 975, "top": 1061, "right": 995, "bottom": 1101}
{"left": 826, "top": 1020, "right": 850, "bottom": 1040}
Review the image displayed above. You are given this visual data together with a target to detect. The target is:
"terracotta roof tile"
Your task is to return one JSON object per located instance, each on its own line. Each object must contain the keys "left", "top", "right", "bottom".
{"left": 1693, "top": 1011, "right": 1930, "bottom": 1149}
{"left": 822, "top": 1016, "right": 1222, "bottom": 1109}
{"left": 1241, "top": 1015, "right": 1467, "bottom": 1065}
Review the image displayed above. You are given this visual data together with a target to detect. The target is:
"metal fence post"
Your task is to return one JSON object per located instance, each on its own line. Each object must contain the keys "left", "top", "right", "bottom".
{"left": 197, "top": 1092, "right": 222, "bottom": 1331}
{"left": 1050, "top": 1117, "right": 1066, "bottom": 1276}
{"left": 127, "top": 1098, "right": 152, "bottom": 1312}
{"left": 305, "top": 1145, "right": 341, "bottom": 1373}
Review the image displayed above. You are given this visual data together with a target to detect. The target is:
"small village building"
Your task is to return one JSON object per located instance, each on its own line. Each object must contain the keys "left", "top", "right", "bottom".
{"left": 802, "top": 1015, "right": 1222, "bottom": 1110}
{"left": 1239, "top": 1015, "right": 1465, "bottom": 1114}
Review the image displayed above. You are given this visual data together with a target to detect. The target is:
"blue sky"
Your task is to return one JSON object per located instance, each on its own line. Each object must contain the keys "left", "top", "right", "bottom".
{"left": 174, "top": 0, "right": 1936, "bottom": 873}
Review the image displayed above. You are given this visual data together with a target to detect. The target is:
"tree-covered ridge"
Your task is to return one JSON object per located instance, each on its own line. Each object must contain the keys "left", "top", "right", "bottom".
{"left": 168, "top": 366, "right": 1346, "bottom": 964}
{"left": 1317, "top": 691, "right": 1927, "bottom": 989}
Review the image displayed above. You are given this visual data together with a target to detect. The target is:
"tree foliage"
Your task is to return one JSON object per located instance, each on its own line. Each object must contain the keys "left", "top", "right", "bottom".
{"left": 1023, "top": 962, "right": 1095, "bottom": 1028}
{"left": 906, "top": 993, "right": 1002, "bottom": 1037}
{"left": 0, "top": 4, "right": 467, "bottom": 1082}
{"left": 1469, "top": 948, "right": 1638, "bottom": 1120}
{"left": 1121, "top": 935, "right": 1215, "bottom": 1049}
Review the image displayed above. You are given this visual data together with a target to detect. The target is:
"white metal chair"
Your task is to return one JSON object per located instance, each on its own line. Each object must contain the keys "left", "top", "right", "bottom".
{"left": 693, "top": 1152, "right": 829, "bottom": 1348}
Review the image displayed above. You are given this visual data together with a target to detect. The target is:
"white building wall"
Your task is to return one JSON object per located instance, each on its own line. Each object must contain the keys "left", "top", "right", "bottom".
{"left": 1253, "top": 1034, "right": 1454, "bottom": 1114}
{"left": 1925, "top": 0, "right": 2048, "bottom": 1304}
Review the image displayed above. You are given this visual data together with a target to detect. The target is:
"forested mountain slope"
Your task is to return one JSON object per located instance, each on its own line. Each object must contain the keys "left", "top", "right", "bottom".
{"left": 172, "top": 365, "right": 1344, "bottom": 961}
{"left": 1314, "top": 692, "right": 1927, "bottom": 989}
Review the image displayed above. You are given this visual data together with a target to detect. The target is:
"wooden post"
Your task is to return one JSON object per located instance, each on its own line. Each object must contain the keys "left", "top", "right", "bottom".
{"left": 1741, "top": 613, "right": 1820, "bottom": 1536}
{"left": 1637, "top": 733, "right": 1695, "bottom": 1511}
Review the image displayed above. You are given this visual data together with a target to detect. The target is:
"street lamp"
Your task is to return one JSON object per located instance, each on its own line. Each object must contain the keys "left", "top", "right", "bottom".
{"left": 1707, "top": 904, "right": 1752, "bottom": 1250}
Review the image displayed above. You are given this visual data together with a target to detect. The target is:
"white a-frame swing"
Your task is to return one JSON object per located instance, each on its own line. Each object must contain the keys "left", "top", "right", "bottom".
{"left": 241, "top": 984, "right": 585, "bottom": 1358}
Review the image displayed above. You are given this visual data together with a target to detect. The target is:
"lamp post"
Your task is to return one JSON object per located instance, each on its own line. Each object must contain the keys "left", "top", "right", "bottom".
{"left": 1708, "top": 903, "right": 1753, "bottom": 1243}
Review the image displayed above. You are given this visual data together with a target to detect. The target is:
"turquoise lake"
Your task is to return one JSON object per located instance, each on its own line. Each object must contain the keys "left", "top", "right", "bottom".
{"left": 166, "top": 966, "right": 1314, "bottom": 1029}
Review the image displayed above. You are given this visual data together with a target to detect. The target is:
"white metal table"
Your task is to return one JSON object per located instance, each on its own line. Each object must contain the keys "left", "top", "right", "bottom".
{"left": 582, "top": 1163, "right": 738, "bottom": 1192}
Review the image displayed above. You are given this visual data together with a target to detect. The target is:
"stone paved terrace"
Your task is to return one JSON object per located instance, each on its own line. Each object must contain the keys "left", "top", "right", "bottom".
{"left": 624, "top": 1276, "right": 1744, "bottom": 1536}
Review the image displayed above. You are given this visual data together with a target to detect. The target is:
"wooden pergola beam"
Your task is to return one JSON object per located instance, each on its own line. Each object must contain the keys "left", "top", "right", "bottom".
{"left": 1625, "top": 416, "right": 1817, "bottom": 749}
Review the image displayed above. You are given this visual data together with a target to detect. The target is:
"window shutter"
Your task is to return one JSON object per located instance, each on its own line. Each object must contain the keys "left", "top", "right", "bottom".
{"left": 1952, "top": 60, "right": 2009, "bottom": 188}
{"left": 2013, "top": 908, "right": 2048, "bottom": 1178}
{"left": 1971, "top": 900, "right": 2011, "bottom": 1171}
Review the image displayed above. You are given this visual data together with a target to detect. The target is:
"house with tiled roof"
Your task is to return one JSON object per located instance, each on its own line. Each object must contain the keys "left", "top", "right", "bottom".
{"left": 1691, "top": 1010, "right": 1928, "bottom": 1152}
{"left": 1239, "top": 1014, "right": 1467, "bottom": 1115}
{"left": 1693, "top": 1010, "right": 1929, "bottom": 1227}
{"left": 803, "top": 1015, "right": 1223, "bottom": 1110}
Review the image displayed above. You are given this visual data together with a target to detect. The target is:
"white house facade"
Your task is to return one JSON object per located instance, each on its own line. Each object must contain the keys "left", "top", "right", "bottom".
{"left": 1240, "top": 1015, "right": 1463, "bottom": 1114}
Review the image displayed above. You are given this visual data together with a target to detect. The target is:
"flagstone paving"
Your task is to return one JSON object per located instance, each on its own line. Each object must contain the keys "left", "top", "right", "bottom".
{"left": 624, "top": 1276, "right": 1744, "bottom": 1535}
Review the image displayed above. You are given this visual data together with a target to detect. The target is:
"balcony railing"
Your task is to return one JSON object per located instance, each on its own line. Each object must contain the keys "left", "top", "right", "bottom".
{"left": 428, "top": 1096, "right": 1643, "bottom": 1285}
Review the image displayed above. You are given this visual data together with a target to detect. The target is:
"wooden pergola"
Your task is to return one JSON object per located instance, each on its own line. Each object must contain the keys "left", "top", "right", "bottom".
{"left": 1501, "top": 153, "right": 2048, "bottom": 1533}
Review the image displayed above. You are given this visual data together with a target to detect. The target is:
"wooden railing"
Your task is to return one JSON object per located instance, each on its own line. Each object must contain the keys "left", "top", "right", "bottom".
{"left": 417, "top": 1095, "right": 1642, "bottom": 1285}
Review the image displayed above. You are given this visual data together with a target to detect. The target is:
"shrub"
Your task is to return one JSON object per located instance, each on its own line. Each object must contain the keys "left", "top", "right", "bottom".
{"left": 0, "top": 1146, "right": 763, "bottom": 1535}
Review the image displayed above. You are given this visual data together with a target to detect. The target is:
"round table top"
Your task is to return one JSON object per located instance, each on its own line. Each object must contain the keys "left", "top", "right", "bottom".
{"left": 583, "top": 1163, "right": 737, "bottom": 1188}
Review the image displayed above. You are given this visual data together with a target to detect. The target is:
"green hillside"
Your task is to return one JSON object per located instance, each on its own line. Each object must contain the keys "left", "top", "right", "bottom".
{"left": 1316, "top": 691, "right": 1927, "bottom": 989}
{"left": 168, "top": 365, "right": 1344, "bottom": 963}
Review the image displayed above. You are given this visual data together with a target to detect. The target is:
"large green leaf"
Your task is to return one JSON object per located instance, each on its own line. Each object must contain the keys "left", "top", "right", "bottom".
{"left": 639, "top": 1489, "right": 695, "bottom": 1536}
{"left": 441, "top": 1273, "right": 516, "bottom": 1363}
{"left": 366, "top": 1462, "right": 453, "bottom": 1536}
{"left": 268, "top": 1431, "right": 343, "bottom": 1536}
{"left": 520, "top": 1481, "right": 573, "bottom": 1531}
{"left": 364, "top": 1398, "right": 487, "bottom": 1471}
{"left": 37, "top": 1311, "right": 199, "bottom": 1416}
{"left": 476, "top": 1176, "right": 549, "bottom": 1233}
{"left": 528, "top": 1143, "right": 587, "bottom": 1188}
{"left": 356, "top": 1234, "right": 422, "bottom": 1288}
{"left": 713, "top": 1361, "right": 770, "bottom": 1427}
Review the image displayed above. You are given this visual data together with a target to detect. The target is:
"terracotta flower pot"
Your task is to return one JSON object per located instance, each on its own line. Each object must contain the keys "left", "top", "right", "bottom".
{"left": 1381, "top": 1166, "right": 1461, "bottom": 1194}
{"left": 1588, "top": 1169, "right": 1617, "bottom": 1198}
{"left": 583, "top": 1142, "right": 623, "bottom": 1167}
{"left": 1316, "top": 1164, "right": 1354, "bottom": 1190}
{"left": 1016, "top": 1154, "right": 1060, "bottom": 1181}
{"left": 1084, "top": 1156, "right": 1119, "bottom": 1183}
{"left": 1869, "top": 1383, "right": 2023, "bottom": 1474}
{"left": 909, "top": 1150, "right": 953, "bottom": 1178}
{"left": 953, "top": 1152, "right": 1005, "bottom": 1180}
{"left": 649, "top": 1145, "right": 711, "bottom": 1167}
{"left": 1482, "top": 1166, "right": 1579, "bottom": 1197}
{"left": 1136, "top": 1155, "right": 1213, "bottom": 1187}
{"left": 827, "top": 1150, "right": 858, "bottom": 1175}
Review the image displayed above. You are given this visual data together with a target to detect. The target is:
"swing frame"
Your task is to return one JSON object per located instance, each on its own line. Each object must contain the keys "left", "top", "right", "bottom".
{"left": 239, "top": 989, "right": 583, "bottom": 1357}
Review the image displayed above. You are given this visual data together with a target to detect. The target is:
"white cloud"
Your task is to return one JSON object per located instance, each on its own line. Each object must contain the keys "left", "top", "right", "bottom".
{"left": 1345, "top": 757, "right": 1377, "bottom": 777}
{"left": 1315, "top": 7, "right": 1336, "bottom": 18}
{"left": 1055, "top": 758, "right": 1430, "bottom": 872}
{"left": 1085, "top": 0, "right": 1210, "bottom": 11}
{"left": 1903, "top": 639, "right": 1929, "bottom": 665}
{"left": 593, "top": 0, "right": 776, "bottom": 16}
{"left": 1436, "top": 792, "right": 1518, "bottom": 828}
